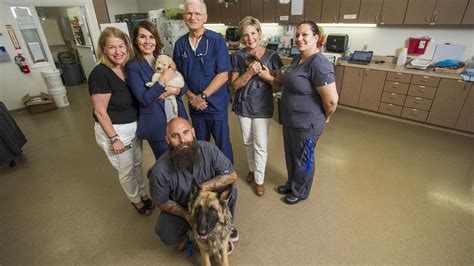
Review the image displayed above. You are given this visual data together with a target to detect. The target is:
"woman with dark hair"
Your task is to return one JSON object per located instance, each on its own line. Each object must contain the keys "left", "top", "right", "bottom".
{"left": 89, "top": 27, "right": 153, "bottom": 215}
{"left": 125, "top": 21, "right": 188, "bottom": 160}
{"left": 277, "top": 21, "right": 338, "bottom": 205}
{"left": 230, "top": 16, "right": 283, "bottom": 197}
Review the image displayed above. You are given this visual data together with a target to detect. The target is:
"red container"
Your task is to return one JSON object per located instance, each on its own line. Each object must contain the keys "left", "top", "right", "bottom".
{"left": 407, "top": 37, "right": 431, "bottom": 55}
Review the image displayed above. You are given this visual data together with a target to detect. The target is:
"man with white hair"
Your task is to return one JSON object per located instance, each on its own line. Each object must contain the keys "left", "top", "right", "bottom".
{"left": 173, "top": 0, "right": 234, "bottom": 163}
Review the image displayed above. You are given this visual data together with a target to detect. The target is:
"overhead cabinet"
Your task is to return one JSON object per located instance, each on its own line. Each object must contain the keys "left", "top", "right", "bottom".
{"left": 358, "top": 0, "right": 383, "bottom": 23}
{"left": 461, "top": 0, "right": 474, "bottom": 24}
{"left": 404, "top": 0, "right": 469, "bottom": 25}
{"left": 321, "top": 0, "right": 361, "bottom": 23}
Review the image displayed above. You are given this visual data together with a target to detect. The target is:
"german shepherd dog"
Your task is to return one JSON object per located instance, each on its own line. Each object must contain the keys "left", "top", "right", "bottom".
{"left": 189, "top": 179, "right": 233, "bottom": 266}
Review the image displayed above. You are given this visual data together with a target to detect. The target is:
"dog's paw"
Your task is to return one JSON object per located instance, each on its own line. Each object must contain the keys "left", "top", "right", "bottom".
{"left": 145, "top": 82, "right": 153, "bottom": 87}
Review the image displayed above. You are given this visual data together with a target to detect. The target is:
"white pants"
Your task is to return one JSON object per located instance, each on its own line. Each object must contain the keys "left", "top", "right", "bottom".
{"left": 237, "top": 116, "right": 271, "bottom": 185}
{"left": 94, "top": 122, "right": 147, "bottom": 203}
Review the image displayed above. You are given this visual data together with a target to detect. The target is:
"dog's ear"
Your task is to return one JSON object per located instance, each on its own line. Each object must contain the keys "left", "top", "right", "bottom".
{"left": 168, "top": 57, "right": 177, "bottom": 71}
{"left": 189, "top": 178, "right": 202, "bottom": 205}
{"left": 217, "top": 184, "right": 232, "bottom": 207}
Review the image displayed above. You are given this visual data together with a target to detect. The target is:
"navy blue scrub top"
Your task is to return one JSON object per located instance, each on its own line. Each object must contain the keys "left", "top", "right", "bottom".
{"left": 173, "top": 29, "right": 232, "bottom": 115}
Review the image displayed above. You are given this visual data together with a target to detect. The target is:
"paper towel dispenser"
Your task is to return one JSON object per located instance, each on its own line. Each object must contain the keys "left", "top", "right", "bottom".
{"left": 325, "top": 34, "right": 349, "bottom": 53}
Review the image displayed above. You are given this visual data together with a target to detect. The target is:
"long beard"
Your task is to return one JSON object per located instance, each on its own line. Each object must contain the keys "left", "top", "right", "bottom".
{"left": 170, "top": 139, "right": 201, "bottom": 171}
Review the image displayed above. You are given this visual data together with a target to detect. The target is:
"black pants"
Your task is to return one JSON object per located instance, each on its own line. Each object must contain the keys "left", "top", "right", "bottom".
{"left": 282, "top": 126, "right": 320, "bottom": 199}
{"left": 155, "top": 185, "right": 238, "bottom": 245}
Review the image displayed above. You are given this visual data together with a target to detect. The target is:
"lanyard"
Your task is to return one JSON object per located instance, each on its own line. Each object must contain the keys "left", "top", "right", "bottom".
{"left": 297, "top": 138, "right": 315, "bottom": 173}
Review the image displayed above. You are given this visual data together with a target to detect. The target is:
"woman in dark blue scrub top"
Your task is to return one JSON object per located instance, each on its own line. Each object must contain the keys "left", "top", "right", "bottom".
{"left": 277, "top": 21, "right": 339, "bottom": 205}
{"left": 126, "top": 21, "right": 188, "bottom": 160}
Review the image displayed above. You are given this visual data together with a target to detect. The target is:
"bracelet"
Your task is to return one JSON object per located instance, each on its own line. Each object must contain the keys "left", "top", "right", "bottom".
{"left": 109, "top": 134, "right": 118, "bottom": 139}
{"left": 111, "top": 137, "right": 121, "bottom": 145}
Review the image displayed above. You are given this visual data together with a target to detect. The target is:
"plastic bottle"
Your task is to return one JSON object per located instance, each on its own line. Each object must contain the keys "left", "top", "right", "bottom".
{"left": 396, "top": 47, "right": 408, "bottom": 66}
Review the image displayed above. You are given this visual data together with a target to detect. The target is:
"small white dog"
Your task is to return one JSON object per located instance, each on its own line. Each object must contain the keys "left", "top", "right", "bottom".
{"left": 146, "top": 54, "right": 184, "bottom": 115}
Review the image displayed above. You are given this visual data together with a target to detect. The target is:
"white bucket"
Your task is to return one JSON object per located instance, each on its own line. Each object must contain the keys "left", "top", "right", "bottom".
{"left": 42, "top": 69, "right": 64, "bottom": 90}
{"left": 49, "top": 86, "right": 70, "bottom": 107}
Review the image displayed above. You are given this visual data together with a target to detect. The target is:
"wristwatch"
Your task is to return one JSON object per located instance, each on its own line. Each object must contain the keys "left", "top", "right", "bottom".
{"left": 110, "top": 135, "right": 121, "bottom": 144}
{"left": 200, "top": 93, "right": 208, "bottom": 101}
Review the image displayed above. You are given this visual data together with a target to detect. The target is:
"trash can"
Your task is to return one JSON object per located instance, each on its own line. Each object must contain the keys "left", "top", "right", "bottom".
{"left": 57, "top": 61, "right": 83, "bottom": 86}
{"left": 41, "top": 69, "right": 70, "bottom": 107}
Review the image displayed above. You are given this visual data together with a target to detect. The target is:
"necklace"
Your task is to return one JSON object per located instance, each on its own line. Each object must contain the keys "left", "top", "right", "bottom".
{"left": 111, "top": 66, "right": 125, "bottom": 81}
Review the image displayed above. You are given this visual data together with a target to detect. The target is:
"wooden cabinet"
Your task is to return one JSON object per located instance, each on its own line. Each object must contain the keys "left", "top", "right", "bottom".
{"left": 339, "top": 67, "right": 364, "bottom": 107}
{"left": 404, "top": 0, "right": 469, "bottom": 25}
{"left": 321, "top": 0, "right": 360, "bottom": 23}
{"left": 427, "top": 79, "right": 470, "bottom": 128}
{"left": 335, "top": 65, "right": 344, "bottom": 96}
{"left": 381, "top": 92, "right": 406, "bottom": 105}
{"left": 204, "top": 0, "right": 218, "bottom": 23}
{"left": 251, "top": 0, "right": 264, "bottom": 21}
{"left": 276, "top": 1, "right": 291, "bottom": 23}
{"left": 219, "top": 1, "right": 241, "bottom": 25}
{"left": 263, "top": 0, "right": 277, "bottom": 22}
{"left": 358, "top": 0, "right": 383, "bottom": 23}
{"left": 401, "top": 107, "right": 429, "bottom": 122}
{"left": 358, "top": 69, "right": 387, "bottom": 111}
{"left": 92, "top": 0, "right": 110, "bottom": 24}
{"left": 455, "top": 83, "right": 474, "bottom": 132}
{"left": 379, "top": 0, "right": 408, "bottom": 24}
{"left": 462, "top": 0, "right": 474, "bottom": 24}
{"left": 304, "top": 0, "right": 323, "bottom": 22}
{"left": 404, "top": 0, "right": 436, "bottom": 24}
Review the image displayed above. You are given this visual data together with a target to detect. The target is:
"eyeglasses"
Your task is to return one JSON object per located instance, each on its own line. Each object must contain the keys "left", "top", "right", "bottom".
{"left": 183, "top": 12, "right": 204, "bottom": 18}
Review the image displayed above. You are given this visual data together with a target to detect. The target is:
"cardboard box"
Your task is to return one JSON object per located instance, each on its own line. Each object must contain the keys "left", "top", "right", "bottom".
{"left": 22, "top": 92, "right": 57, "bottom": 114}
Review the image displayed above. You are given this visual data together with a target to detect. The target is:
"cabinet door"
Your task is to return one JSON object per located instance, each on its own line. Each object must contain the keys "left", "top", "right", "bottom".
{"left": 339, "top": 67, "right": 364, "bottom": 107}
{"left": 251, "top": 0, "right": 264, "bottom": 21}
{"left": 304, "top": 0, "right": 323, "bottom": 22}
{"left": 92, "top": 0, "right": 110, "bottom": 24}
{"left": 404, "top": 0, "right": 436, "bottom": 24}
{"left": 427, "top": 79, "right": 470, "bottom": 128}
{"left": 455, "top": 83, "right": 474, "bottom": 132}
{"left": 339, "top": 0, "right": 361, "bottom": 23}
{"left": 335, "top": 65, "right": 344, "bottom": 96}
{"left": 276, "top": 1, "right": 291, "bottom": 23}
{"left": 290, "top": 0, "right": 304, "bottom": 23}
{"left": 358, "top": 0, "right": 383, "bottom": 23}
{"left": 263, "top": 0, "right": 277, "bottom": 22}
{"left": 230, "top": 1, "right": 242, "bottom": 25}
{"left": 358, "top": 69, "right": 387, "bottom": 111}
{"left": 462, "top": 0, "right": 474, "bottom": 24}
{"left": 380, "top": 0, "right": 408, "bottom": 24}
{"left": 204, "top": 0, "right": 218, "bottom": 23}
{"left": 321, "top": 0, "right": 341, "bottom": 23}
{"left": 432, "top": 0, "right": 469, "bottom": 24}
{"left": 218, "top": 2, "right": 232, "bottom": 24}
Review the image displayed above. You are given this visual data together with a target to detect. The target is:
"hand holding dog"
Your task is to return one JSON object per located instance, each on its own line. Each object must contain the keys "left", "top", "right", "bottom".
{"left": 159, "top": 68, "right": 176, "bottom": 84}
{"left": 247, "top": 61, "right": 262, "bottom": 76}
{"left": 257, "top": 65, "right": 272, "bottom": 80}
{"left": 158, "top": 85, "right": 180, "bottom": 100}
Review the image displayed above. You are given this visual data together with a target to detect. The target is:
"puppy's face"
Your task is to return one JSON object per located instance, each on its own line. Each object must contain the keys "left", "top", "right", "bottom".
{"left": 155, "top": 55, "right": 176, "bottom": 73}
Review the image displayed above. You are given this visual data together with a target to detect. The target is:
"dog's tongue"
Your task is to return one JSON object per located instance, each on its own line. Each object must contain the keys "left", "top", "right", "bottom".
{"left": 199, "top": 235, "right": 208, "bottom": 241}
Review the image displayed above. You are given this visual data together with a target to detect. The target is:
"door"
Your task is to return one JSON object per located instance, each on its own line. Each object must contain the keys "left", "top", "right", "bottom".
{"left": 230, "top": 1, "right": 242, "bottom": 25}
{"left": 263, "top": 0, "right": 277, "bottom": 22}
{"left": 77, "top": 46, "right": 96, "bottom": 79}
{"left": 339, "top": 67, "right": 364, "bottom": 107}
{"left": 339, "top": 0, "right": 361, "bottom": 23}
{"left": 462, "top": 0, "right": 474, "bottom": 24}
{"left": 276, "top": 1, "right": 291, "bottom": 23}
{"left": 321, "top": 0, "right": 341, "bottom": 23}
{"left": 432, "top": 0, "right": 469, "bottom": 24}
{"left": 358, "top": 69, "right": 387, "bottom": 111}
{"left": 380, "top": 0, "right": 408, "bottom": 24}
{"left": 455, "top": 83, "right": 474, "bottom": 132}
{"left": 335, "top": 65, "right": 344, "bottom": 96}
{"left": 304, "top": 0, "right": 323, "bottom": 22}
{"left": 403, "top": 0, "right": 436, "bottom": 24}
{"left": 358, "top": 0, "right": 383, "bottom": 23}
{"left": 427, "top": 79, "right": 469, "bottom": 128}
{"left": 251, "top": 0, "right": 264, "bottom": 21}
{"left": 289, "top": 0, "right": 305, "bottom": 23}
{"left": 204, "top": 0, "right": 218, "bottom": 23}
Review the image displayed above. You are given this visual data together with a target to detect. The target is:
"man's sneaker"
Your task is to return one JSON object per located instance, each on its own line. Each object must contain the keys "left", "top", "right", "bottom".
{"left": 230, "top": 226, "right": 239, "bottom": 242}
{"left": 227, "top": 240, "right": 234, "bottom": 255}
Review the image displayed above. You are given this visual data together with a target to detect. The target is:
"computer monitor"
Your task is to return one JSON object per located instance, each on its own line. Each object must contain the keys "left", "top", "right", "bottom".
{"left": 350, "top": 51, "right": 373, "bottom": 63}
{"left": 266, "top": 43, "right": 278, "bottom": 51}
{"left": 289, "top": 46, "right": 300, "bottom": 57}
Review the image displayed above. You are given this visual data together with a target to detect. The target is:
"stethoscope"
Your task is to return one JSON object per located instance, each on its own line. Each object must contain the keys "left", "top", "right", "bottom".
{"left": 181, "top": 34, "right": 209, "bottom": 64}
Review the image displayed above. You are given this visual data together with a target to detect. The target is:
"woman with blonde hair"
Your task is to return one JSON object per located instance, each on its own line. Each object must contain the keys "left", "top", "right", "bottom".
{"left": 230, "top": 16, "right": 283, "bottom": 196}
{"left": 89, "top": 27, "right": 153, "bottom": 215}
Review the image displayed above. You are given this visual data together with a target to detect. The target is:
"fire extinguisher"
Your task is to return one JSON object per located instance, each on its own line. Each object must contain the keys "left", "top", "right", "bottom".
{"left": 14, "top": 53, "right": 30, "bottom": 74}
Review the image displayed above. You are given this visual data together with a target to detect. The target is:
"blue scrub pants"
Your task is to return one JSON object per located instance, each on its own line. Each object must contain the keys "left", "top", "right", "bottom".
{"left": 148, "top": 140, "right": 169, "bottom": 160}
{"left": 190, "top": 111, "right": 234, "bottom": 163}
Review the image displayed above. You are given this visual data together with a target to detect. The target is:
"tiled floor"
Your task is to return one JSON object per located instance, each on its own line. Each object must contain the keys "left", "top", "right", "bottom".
{"left": 1, "top": 83, "right": 473, "bottom": 264}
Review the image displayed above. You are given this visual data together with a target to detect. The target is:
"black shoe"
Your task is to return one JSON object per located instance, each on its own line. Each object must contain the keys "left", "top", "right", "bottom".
{"left": 277, "top": 185, "right": 292, "bottom": 194}
{"left": 131, "top": 202, "right": 152, "bottom": 216}
{"left": 142, "top": 198, "right": 155, "bottom": 209}
{"left": 284, "top": 194, "right": 304, "bottom": 205}
{"left": 230, "top": 226, "right": 239, "bottom": 242}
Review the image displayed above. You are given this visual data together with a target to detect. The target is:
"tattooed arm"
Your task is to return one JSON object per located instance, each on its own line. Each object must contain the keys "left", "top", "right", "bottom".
{"left": 158, "top": 200, "right": 192, "bottom": 225}
{"left": 200, "top": 171, "right": 237, "bottom": 192}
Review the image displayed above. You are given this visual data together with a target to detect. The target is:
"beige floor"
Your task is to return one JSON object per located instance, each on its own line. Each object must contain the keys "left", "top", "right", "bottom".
{"left": 1, "top": 83, "right": 473, "bottom": 265}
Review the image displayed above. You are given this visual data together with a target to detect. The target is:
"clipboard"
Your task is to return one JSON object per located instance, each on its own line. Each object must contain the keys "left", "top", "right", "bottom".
{"left": 432, "top": 43, "right": 465, "bottom": 63}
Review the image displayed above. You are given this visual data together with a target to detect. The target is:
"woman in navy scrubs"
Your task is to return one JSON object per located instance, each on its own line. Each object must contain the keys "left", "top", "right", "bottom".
{"left": 278, "top": 21, "right": 338, "bottom": 204}
{"left": 126, "top": 21, "right": 188, "bottom": 160}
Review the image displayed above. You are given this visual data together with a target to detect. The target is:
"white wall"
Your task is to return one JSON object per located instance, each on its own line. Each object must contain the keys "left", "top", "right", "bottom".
{"left": 136, "top": 0, "right": 184, "bottom": 13}
{"left": 105, "top": 0, "right": 138, "bottom": 23}
{"left": 0, "top": 0, "right": 100, "bottom": 110}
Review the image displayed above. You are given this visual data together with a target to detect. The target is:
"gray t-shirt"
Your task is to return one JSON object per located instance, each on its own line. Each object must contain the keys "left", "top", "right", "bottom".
{"left": 231, "top": 49, "right": 283, "bottom": 118}
{"left": 280, "top": 52, "right": 335, "bottom": 133}
{"left": 150, "top": 140, "right": 234, "bottom": 207}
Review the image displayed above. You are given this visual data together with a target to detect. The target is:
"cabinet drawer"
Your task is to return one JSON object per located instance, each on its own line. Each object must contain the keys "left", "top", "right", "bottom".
{"left": 411, "top": 75, "right": 440, "bottom": 87}
{"left": 404, "top": 96, "right": 433, "bottom": 111}
{"left": 381, "top": 92, "right": 406, "bottom": 105}
{"left": 401, "top": 107, "right": 429, "bottom": 122}
{"left": 386, "top": 72, "right": 412, "bottom": 83}
{"left": 384, "top": 81, "right": 409, "bottom": 94}
{"left": 378, "top": 103, "right": 402, "bottom": 116}
{"left": 408, "top": 84, "right": 437, "bottom": 99}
